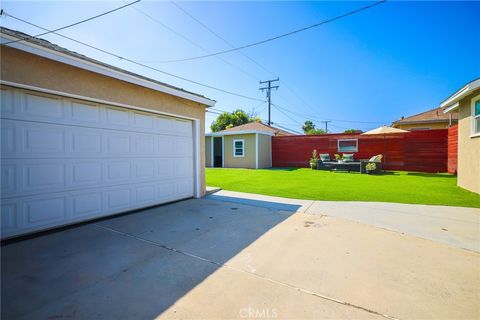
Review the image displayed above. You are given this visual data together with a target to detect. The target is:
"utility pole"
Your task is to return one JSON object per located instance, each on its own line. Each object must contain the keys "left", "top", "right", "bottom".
{"left": 320, "top": 120, "right": 332, "bottom": 133}
{"left": 259, "top": 78, "right": 279, "bottom": 125}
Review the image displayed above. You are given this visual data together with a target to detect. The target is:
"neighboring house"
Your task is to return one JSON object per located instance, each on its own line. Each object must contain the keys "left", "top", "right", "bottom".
{"left": 0, "top": 27, "right": 215, "bottom": 238}
{"left": 392, "top": 107, "right": 458, "bottom": 130}
{"left": 205, "top": 122, "right": 293, "bottom": 169}
{"left": 442, "top": 78, "right": 480, "bottom": 194}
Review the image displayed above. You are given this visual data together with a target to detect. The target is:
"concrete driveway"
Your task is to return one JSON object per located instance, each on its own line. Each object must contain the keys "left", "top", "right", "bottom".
{"left": 2, "top": 191, "right": 479, "bottom": 319}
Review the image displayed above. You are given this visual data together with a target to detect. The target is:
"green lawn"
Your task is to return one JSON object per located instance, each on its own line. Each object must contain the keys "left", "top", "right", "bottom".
{"left": 206, "top": 168, "right": 480, "bottom": 208}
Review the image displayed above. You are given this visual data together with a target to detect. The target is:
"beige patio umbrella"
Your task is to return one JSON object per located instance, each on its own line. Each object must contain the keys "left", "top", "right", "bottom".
{"left": 361, "top": 125, "right": 409, "bottom": 168}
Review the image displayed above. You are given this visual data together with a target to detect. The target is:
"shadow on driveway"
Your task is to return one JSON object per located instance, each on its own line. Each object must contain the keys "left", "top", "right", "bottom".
{"left": 1, "top": 197, "right": 299, "bottom": 319}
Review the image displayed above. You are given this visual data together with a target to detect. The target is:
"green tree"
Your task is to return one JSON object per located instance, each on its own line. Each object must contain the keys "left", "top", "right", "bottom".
{"left": 210, "top": 109, "right": 256, "bottom": 132}
{"left": 344, "top": 129, "right": 362, "bottom": 133}
{"left": 306, "top": 128, "right": 326, "bottom": 135}
{"left": 302, "top": 121, "right": 315, "bottom": 134}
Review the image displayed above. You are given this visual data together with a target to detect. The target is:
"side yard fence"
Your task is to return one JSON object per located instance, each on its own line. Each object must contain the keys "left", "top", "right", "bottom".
{"left": 447, "top": 125, "right": 458, "bottom": 174}
{"left": 272, "top": 128, "right": 458, "bottom": 173}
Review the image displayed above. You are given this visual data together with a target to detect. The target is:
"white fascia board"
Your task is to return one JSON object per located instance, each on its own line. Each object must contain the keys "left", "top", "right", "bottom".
{"left": 443, "top": 102, "right": 459, "bottom": 114}
{"left": 440, "top": 79, "right": 480, "bottom": 109}
{"left": 206, "top": 130, "right": 275, "bottom": 137}
{"left": 1, "top": 33, "right": 216, "bottom": 107}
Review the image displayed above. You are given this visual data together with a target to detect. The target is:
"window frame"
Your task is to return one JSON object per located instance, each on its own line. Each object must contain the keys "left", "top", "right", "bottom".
{"left": 337, "top": 139, "right": 358, "bottom": 153}
{"left": 471, "top": 95, "right": 480, "bottom": 137}
{"left": 233, "top": 139, "right": 245, "bottom": 157}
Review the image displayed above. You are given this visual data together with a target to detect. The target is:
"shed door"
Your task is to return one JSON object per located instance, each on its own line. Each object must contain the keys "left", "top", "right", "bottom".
{"left": 1, "top": 86, "right": 194, "bottom": 239}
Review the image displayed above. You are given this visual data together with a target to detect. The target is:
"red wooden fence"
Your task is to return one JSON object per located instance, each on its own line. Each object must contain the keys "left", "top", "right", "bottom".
{"left": 272, "top": 129, "right": 453, "bottom": 173}
{"left": 447, "top": 125, "right": 458, "bottom": 174}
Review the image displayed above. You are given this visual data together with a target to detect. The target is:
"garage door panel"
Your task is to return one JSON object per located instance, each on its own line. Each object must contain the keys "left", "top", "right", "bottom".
{"left": 24, "top": 92, "right": 64, "bottom": 120}
{"left": 175, "top": 136, "right": 194, "bottom": 155}
{"left": 105, "top": 107, "right": 130, "bottom": 127}
{"left": 1, "top": 86, "right": 195, "bottom": 238}
{"left": 24, "top": 125, "right": 66, "bottom": 153}
{"left": 24, "top": 196, "right": 66, "bottom": 227}
{"left": 106, "top": 188, "right": 132, "bottom": 210}
{"left": 157, "top": 159, "right": 175, "bottom": 178}
{"left": 24, "top": 162, "right": 66, "bottom": 190}
{"left": 105, "top": 133, "right": 131, "bottom": 154}
{"left": 1, "top": 87, "right": 14, "bottom": 113}
{"left": 71, "top": 131, "right": 102, "bottom": 153}
{"left": 1, "top": 202, "right": 18, "bottom": 234}
{"left": 134, "top": 134, "right": 156, "bottom": 154}
{"left": 176, "top": 178, "right": 194, "bottom": 196}
{"left": 71, "top": 101, "right": 101, "bottom": 124}
{"left": 133, "top": 112, "right": 155, "bottom": 130}
{"left": 1, "top": 164, "right": 16, "bottom": 195}
{"left": 135, "top": 159, "right": 156, "bottom": 179}
{"left": 156, "top": 116, "right": 177, "bottom": 133}
{"left": 176, "top": 119, "right": 193, "bottom": 136}
{"left": 1, "top": 121, "right": 16, "bottom": 153}
{"left": 175, "top": 158, "right": 194, "bottom": 177}
{"left": 106, "top": 161, "right": 132, "bottom": 182}
{"left": 71, "top": 161, "right": 103, "bottom": 186}
{"left": 72, "top": 193, "right": 103, "bottom": 217}
{"left": 135, "top": 185, "right": 157, "bottom": 204}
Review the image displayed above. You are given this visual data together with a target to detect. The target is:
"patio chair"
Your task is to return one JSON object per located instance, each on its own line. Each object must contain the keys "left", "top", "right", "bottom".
{"left": 360, "top": 155, "right": 383, "bottom": 174}
{"left": 316, "top": 154, "right": 336, "bottom": 170}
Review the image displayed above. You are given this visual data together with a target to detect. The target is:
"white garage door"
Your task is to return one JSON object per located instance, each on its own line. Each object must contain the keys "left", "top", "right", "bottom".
{"left": 1, "top": 86, "right": 195, "bottom": 239}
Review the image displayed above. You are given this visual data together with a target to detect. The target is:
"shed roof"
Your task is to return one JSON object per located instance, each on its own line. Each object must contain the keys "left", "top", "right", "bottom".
{"left": 220, "top": 122, "right": 294, "bottom": 136}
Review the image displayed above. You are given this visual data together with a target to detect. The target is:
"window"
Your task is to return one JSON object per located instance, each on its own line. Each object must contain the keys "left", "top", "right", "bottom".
{"left": 233, "top": 139, "right": 244, "bottom": 157}
{"left": 338, "top": 139, "right": 358, "bottom": 152}
{"left": 473, "top": 96, "right": 480, "bottom": 136}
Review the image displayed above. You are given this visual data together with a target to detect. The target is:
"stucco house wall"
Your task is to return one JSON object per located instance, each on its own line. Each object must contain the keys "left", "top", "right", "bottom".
{"left": 1, "top": 46, "right": 209, "bottom": 195}
{"left": 224, "top": 134, "right": 256, "bottom": 168}
{"left": 395, "top": 122, "right": 451, "bottom": 130}
{"left": 258, "top": 134, "right": 272, "bottom": 168}
{"left": 456, "top": 91, "right": 480, "bottom": 194}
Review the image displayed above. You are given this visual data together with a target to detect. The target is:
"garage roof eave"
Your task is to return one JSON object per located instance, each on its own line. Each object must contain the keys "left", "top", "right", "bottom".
{"left": 0, "top": 29, "right": 216, "bottom": 107}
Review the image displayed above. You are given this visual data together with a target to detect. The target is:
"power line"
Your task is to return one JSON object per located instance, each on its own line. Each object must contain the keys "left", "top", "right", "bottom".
{"left": 0, "top": 1, "right": 141, "bottom": 45}
{"left": 271, "top": 103, "right": 302, "bottom": 126}
{"left": 0, "top": 13, "right": 264, "bottom": 102}
{"left": 167, "top": 1, "right": 372, "bottom": 132}
{"left": 169, "top": 0, "right": 278, "bottom": 78}
{"left": 127, "top": 2, "right": 261, "bottom": 82}
{"left": 270, "top": 122, "right": 302, "bottom": 135}
{"left": 156, "top": 0, "right": 387, "bottom": 63}
{"left": 273, "top": 102, "right": 384, "bottom": 124}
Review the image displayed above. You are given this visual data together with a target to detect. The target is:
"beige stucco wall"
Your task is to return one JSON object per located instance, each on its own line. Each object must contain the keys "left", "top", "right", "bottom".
{"left": 1, "top": 46, "right": 209, "bottom": 196}
{"left": 205, "top": 136, "right": 212, "bottom": 168}
{"left": 456, "top": 91, "right": 480, "bottom": 194}
{"left": 394, "top": 122, "right": 452, "bottom": 130}
{"left": 224, "top": 134, "right": 256, "bottom": 168}
{"left": 258, "top": 134, "right": 272, "bottom": 168}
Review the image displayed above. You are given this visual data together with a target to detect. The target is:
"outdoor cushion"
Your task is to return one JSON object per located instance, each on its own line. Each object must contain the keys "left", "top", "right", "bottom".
{"left": 343, "top": 154, "right": 354, "bottom": 162}
{"left": 368, "top": 155, "right": 382, "bottom": 162}
{"left": 319, "top": 154, "right": 330, "bottom": 161}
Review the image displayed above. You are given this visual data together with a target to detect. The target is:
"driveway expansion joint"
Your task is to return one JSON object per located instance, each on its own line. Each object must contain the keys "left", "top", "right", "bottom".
{"left": 95, "top": 223, "right": 401, "bottom": 320}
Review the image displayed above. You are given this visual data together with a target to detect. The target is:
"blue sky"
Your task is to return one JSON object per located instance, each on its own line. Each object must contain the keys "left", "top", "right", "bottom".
{"left": 1, "top": 1, "right": 479, "bottom": 133}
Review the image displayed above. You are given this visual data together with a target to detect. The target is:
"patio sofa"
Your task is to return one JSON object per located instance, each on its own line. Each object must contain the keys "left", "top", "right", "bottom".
{"left": 317, "top": 154, "right": 383, "bottom": 173}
